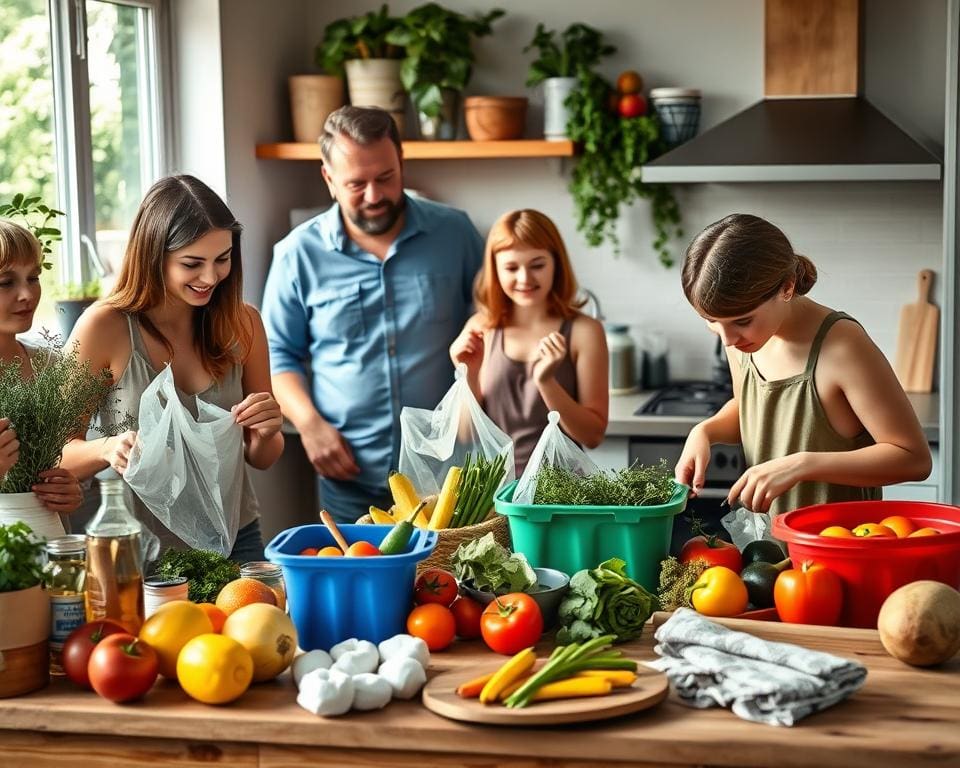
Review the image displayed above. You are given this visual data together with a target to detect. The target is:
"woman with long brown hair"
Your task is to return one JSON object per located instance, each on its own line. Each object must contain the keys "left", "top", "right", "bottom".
{"left": 449, "top": 209, "right": 608, "bottom": 474}
{"left": 62, "top": 175, "right": 283, "bottom": 561}
{"left": 676, "top": 213, "right": 930, "bottom": 516}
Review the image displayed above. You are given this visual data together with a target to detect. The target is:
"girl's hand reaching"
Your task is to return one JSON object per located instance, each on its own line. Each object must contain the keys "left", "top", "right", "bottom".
{"left": 32, "top": 468, "right": 83, "bottom": 513}
{"left": 450, "top": 326, "right": 485, "bottom": 370}
{"left": 726, "top": 453, "right": 808, "bottom": 514}
{"left": 0, "top": 418, "right": 19, "bottom": 478}
{"left": 532, "top": 331, "right": 567, "bottom": 385}
{"left": 675, "top": 423, "right": 712, "bottom": 496}
{"left": 233, "top": 392, "right": 283, "bottom": 439}
{"left": 102, "top": 430, "right": 138, "bottom": 475}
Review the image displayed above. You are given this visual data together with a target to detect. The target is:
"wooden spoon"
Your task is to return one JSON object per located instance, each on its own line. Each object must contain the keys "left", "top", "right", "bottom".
{"left": 320, "top": 509, "right": 351, "bottom": 553}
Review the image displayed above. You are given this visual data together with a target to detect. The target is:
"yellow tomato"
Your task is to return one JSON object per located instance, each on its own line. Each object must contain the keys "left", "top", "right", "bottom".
{"left": 819, "top": 525, "right": 855, "bottom": 538}
{"left": 908, "top": 527, "right": 942, "bottom": 537}
{"left": 852, "top": 523, "right": 896, "bottom": 538}
{"left": 139, "top": 600, "right": 214, "bottom": 678}
{"left": 689, "top": 566, "right": 749, "bottom": 617}
{"left": 177, "top": 633, "right": 253, "bottom": 704}
{"left": 879, "top": 515, "right": 917, "bottom": 538}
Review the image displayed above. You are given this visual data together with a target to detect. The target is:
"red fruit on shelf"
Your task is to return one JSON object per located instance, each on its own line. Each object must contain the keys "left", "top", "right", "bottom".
{"left": 617, "top": 93, "right": 648, "bottom": 118}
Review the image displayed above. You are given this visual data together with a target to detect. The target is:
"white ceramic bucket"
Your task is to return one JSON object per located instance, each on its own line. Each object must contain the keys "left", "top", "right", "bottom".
{"left": 0, "top": 492, "right": 65, "bottom": 542}
{"left": 543, "top": 77, "right": 577, "bottom": 140}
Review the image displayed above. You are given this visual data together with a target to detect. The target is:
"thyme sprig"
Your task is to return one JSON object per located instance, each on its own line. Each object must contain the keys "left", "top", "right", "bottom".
{"left": 532, "top": 459, "right": 675, "bottom": 507}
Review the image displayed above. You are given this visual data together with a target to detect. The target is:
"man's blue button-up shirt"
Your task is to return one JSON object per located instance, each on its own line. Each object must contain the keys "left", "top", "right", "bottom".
{"left": 262, "top": 194, "right": 484, "bottom": 489}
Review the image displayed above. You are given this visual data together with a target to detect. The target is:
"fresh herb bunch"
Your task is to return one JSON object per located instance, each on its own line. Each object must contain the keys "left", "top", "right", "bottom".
{"left": 0, "top": 340, "right": 113, "bottom": 494}
{"left": 450, "top": 451, "right": 508, "bottom": 528}
{"left": 0, "top": 193, "right": 65, "bottom": 270}
{"left": 566, "top": 69, "right": 683, "bottom": 267}
{"left": 523, "top": 22, "right": 616, "bottom": 86}
{"left": 0, "top": 522, "right": 45, "bottom": 592}
{"left": 532, "top": 459, "right": 675, "bottom": 507}
{"left": 657, "top": 555, "right": 709, "bottom": 612}
{"left": 152, "top": 548, "right": 241, "bottom": 604}
{"left": 316, "top": 4, "right": 405, "bottom": 76}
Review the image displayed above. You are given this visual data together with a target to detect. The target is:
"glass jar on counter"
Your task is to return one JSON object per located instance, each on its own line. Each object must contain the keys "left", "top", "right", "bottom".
{"left": 43, "top": 534, "right": 87, "bottom": 675}
{"left": 240, "top": 562, "right": 286, "bottom": 611}
{"left": 143, "top": 576, "right": 189, "bottom": 618}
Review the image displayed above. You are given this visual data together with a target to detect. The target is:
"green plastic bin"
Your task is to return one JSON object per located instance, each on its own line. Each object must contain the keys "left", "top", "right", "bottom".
{"left": 494, "top": 480, "right": 689, "bottom": 591}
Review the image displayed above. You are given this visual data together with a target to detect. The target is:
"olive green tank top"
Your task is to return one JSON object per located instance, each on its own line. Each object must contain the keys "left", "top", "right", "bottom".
{"left": 739, "top": 311, "right": 881, "bottom": 517}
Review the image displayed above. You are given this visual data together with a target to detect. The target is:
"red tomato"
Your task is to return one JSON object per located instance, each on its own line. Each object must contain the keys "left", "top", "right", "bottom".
{"left": 617, "top": 93, "right": 647, "bottom": 118}
{"left": 61, "top": 620, "right": 128, "bottom": 689}
{"left": 414, "top": 568, "right": 459, "bottom": 607}
{"left": 299, "top": 547, "right": 319, "bottom": 556}
{"left": 406, "top": 603, "right": 457, "bottom": 651}
{"left": 87, "top": 634, "right": 159, "bottom": 703}
{"left": 480, "top": 593, "right": 543, "bottom": 655}
{"left": 679, "top": 535, "right": 743, "bottom": 573}
{"left": 449, "top": 596, "right": 483, "bottom": 639}
{"left": 774, "top": 561, "right": 843, "bottom": 626}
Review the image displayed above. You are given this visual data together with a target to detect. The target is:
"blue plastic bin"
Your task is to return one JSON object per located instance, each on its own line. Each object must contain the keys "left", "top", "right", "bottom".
{"left": 265, "top": 524, "right": 437, "bottom": 651}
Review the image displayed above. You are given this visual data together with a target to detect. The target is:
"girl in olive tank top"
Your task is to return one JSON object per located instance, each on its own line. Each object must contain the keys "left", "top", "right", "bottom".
{"left": 449, "top": 210, "right": 609, "bottom": 474}
{"left": 675, "top": 214, "right": 930, "bottom": 516}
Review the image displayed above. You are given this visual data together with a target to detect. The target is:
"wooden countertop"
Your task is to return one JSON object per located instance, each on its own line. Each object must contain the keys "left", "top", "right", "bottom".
{"left": 1, "top": 617, "right": 957, "bottom": 768}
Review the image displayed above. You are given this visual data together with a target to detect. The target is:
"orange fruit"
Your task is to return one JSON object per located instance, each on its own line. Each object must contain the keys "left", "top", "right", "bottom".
{"left": 819, "top": 525, "right": 855, "bottom": 538}
{"left": 908, "top": 527, "right": 942, "bottom": 537}
{"left": 852, "top": 523, "right": 896, "bottom": 538}
{"left": 197, "top": 602, "right": 228, "bottom": 633}
{"left": 317, "top": 546, "right": 343, "bottom": 557}
{"left": 346, "top": 541, "right": 381, "bottom": 557}
{"left": 879, "top": 515, "right": 917, "bottom": 538}
{"left": 616, "top": 69, "right": 644, "bottom": 95}
{"left": 215, "top": 578, "right": 278, "bottom": 616}
{"left": 299, "top": 547, "right": 319, "bottom": 556}
{"left": 138, "top": 600, "right": 214, "bottom": 678}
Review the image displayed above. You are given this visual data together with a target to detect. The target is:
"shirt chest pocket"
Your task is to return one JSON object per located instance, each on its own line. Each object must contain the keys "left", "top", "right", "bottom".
{"left": 307, "top": 284, "right": 365, "bottom": 340}
{"left": 416, "top": 273, "right": 454, "bottom": 324}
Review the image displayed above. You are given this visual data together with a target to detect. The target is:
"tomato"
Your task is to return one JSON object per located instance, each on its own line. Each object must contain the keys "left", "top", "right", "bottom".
{"left": 480, "top": 593, "right": 543, "bottom": 655}
{"left": 774, "top": 561, "right": 843, "bottom": 626}
{"left": 87, "top": 634, "right": 159, "bottom": 703}
{"left": 414, "top": 568, "right": 459, "bottom": 607}
{"left": 177, "top": 633, "right": 254, "bottom": 704}
{"left": 689, "top": 566, "right": 748, "bottom": 617}
{"left": 406, "top": 603, "right": 457, "bottom": 651}
{"left": 449, "top": 596, "right": 483, "bottom": 639}
{"left": 61, "top": 620, "right": 127, "bottom": 689}
{"left": 345, "top": 541, "right": 380, "bottom": 556}
{"left": 679, "top": 534, "right": 743, "bottom": 573}
{"left": 617, "top": 93, "right": 647, "bottom": 118}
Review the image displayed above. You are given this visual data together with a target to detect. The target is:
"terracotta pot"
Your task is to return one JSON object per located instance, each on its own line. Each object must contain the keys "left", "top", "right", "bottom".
{"left": 289, "top": 75, "right": 345, "bottom": 143}
{"left": 464, "top": 96, "right": 528, "bottom": 141}
{"left": 0, "top": 584, "right": 51, "bottom": 698}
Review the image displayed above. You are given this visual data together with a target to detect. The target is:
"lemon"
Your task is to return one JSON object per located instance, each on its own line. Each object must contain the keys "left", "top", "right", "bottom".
{"left": 177, "top": 633, "right": 253, "bottom": 704}
{"left": 139, "top": 600, "right": 213, "bottom": 678}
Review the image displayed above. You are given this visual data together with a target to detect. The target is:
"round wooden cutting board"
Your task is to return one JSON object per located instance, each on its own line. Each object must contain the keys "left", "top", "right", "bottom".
{"left": 421, "top": 664, "right": 670, "bottom": 726}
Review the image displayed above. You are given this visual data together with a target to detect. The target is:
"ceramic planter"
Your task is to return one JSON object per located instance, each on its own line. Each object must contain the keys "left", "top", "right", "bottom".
{"left": 0, "top": 491, "right": 65, "bottom": 542}
{"left": 417, "top": 89, "right": 460, "bottom": 141}
{"left": 344, "top": 58, "right": 405, "bottom": 136}
{"left": 542, "top": 76, "right": 577, "bottom": 140}
{"left": 0, "top": 584, "right": 51, "bottom": 698}
{"left": 464, "top": 96, "right": 528, "bottom": 141}
{"left": 289, "top": 75, "right": 345, "bottom": 143}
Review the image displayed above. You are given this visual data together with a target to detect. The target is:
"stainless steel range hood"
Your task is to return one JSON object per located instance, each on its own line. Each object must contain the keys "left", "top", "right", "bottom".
{"left": 641, "top": 97, "right": 942, "bottom": 183}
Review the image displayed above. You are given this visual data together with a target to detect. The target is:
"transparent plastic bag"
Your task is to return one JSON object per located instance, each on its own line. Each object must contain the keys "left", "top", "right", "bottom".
{"left": 513, "top": 411, "right": 598, "bottom": 504}
{"left": 721, "top": 505, "right": 775, "bottom": 550}
{"left": 399, "top": 364, "right": 515, "bottom": 497}
{"left": 124, "top": 366, "right": 244, "bottom": 556}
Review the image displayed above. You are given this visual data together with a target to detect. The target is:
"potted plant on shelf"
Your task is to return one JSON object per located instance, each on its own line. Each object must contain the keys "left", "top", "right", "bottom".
{"left": 524, "top": 22, "right": 616, "bottom": 140}
{"left": 0, "top": 521, "right": 50, "bottom": 698}
{"left": 387, "top": 3, "right": 505, "bottom": 141}
{"left": 316, "top": 4, "right": 406, "bottom": 135}
{"left": 52, "top": 278, "right": 101, "bottom": 340}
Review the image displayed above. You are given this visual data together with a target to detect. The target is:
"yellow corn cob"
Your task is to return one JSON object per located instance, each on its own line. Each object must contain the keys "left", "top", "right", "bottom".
{"left": 368, "top": 506, "right": 396, "bottom": 525}
{"left": 428, "top": 466, "right": 462, "bottom": 530}
{"left": 574, "top": 670, "right": 638, "bottom": 688}
{"left": 479, "top": 647, "right": 537, "bottom": 704}
{"left": 530, "top": 677, "right": 612, "bottom": 702}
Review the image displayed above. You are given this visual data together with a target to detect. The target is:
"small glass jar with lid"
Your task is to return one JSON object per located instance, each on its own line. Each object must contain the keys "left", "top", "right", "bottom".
{"left": 43, "top": 534, "right": 87, "bottom": 675}
{"left": 240, "top": 561, "right": 286, "bottom": 611}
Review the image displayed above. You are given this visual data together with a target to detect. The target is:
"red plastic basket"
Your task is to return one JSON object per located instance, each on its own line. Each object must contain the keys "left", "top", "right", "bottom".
{"left": 771, "top": 501, "right": 960, "bottom": 628}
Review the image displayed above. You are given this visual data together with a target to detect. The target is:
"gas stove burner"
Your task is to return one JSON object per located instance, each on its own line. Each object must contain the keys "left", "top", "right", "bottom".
{"left": 635, "top": 380, "right": 733, "bottom": 417}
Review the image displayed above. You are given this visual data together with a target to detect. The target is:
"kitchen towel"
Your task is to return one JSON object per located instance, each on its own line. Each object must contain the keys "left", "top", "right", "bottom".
{"left": 646, "top": 608, "right": 867, "bottom": 726}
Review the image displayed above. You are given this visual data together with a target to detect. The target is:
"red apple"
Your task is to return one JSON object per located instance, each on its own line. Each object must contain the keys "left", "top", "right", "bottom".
{"left": 618, "top": 93, "right": 648, "bottom": 118}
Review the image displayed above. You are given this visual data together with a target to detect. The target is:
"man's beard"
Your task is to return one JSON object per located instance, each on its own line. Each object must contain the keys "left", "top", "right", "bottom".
{"left": 349, "top": 195, "right": 405, "bottom": 235}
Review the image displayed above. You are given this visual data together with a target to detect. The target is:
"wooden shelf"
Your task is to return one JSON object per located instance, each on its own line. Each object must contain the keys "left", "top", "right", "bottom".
{"left": 255, "top": 140, "right": 576, "bottom": 161}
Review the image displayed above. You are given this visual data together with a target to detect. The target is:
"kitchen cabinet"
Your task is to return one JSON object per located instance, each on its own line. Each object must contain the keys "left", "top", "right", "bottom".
{"left": 256, "top": 139, "right": 576, "bottom": 161}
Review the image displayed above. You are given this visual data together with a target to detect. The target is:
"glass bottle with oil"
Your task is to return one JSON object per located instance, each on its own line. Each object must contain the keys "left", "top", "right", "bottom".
{"left": 43, "top": 535, "right": 87, "bottom": 675}
{"left": 84, "top": 473, "right": 145, "bottom": 634}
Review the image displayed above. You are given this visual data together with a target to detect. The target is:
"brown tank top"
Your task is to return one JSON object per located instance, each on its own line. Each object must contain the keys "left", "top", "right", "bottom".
{"left": 481, "top": 318, "right": 579, "bottom": 474}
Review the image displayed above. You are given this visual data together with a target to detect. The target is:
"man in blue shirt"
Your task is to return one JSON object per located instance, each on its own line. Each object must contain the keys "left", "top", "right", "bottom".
{"left": 262, "top": 106, "right": 484, "bottom": 523}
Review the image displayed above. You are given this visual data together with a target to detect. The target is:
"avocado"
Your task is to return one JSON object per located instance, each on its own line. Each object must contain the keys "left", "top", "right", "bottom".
{"left": 741, "top": 558, "right": 791, "bottom": 609}
{"left": 741, "top": 539, "right": 787, "bottom": 566}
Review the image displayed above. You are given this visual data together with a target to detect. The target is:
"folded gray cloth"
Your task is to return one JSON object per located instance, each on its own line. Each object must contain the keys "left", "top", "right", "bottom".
{"left": 646, "top": 608, "right": 867, "bottom": 726}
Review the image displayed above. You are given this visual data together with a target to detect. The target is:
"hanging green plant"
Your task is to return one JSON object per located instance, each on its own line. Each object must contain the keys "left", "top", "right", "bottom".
{"left": 566, "top": 70, "right": 683, "bottom": 267}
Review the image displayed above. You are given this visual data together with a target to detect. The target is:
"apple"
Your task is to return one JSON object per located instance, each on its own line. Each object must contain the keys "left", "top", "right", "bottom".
{"left": 87, "top": 634, "right": 159, "bottom": 703}
{"left": 618, "top": 93, "right": 648, "bottom": 118}
{"left": 61, "top": 620, "right": 128, "bottom": 689}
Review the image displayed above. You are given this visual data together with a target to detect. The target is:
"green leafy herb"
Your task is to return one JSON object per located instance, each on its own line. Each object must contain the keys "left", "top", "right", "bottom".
{"left": 523, "top": 22, "right": 616, "bottom": 86}
{"left": 0, "top": 522, "right": 45, "bottom": 592}
{"left": 532, "top": 459, "right": 675, "bottom": 507}
{"left": 0, "top": 193, "right": 64, "bottom": 270}
{"left": 153, "top": 548, "right": 241, "bottom": 604}
{"left": 451, "top": 532, "right": 537, "bottom": 594}
{"left": 657, "top": 555, "right": 709, "bottom": 612}
{"left": 315, "top": 4, "right": 405, "bottom": 75}
{"left": 556, "top": 557, "right": 658, "bottom": 643}
{"left": 450, "top": 451, "right": 508, "bottom": 528}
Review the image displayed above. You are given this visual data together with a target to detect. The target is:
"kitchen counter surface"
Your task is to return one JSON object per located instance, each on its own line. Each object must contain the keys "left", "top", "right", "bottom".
{"left": 607, "top": 390, "right": 940, "bottom": 443}
{"left": 1, "top": 617, "right": 957, "bottom": 768}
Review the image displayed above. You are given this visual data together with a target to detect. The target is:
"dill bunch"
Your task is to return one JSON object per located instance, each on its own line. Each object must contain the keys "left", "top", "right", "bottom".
{"left": 0, "top": 340, "right": 113, "bottom": 493}
{"left": 657, "top": 556, "right": 709, "bottom": 612}
{"left": 532, "top": 459, "right": 675, "bottom": 506}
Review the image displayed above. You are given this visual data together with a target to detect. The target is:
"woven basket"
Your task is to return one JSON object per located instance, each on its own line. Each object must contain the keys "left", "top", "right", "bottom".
{"left": 357, "top": 512, "right": 512, "bottom": 574}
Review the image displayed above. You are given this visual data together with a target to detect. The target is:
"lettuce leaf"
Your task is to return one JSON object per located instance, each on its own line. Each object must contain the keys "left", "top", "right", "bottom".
{"left": 451, "top": 532, "right": 537, "bottom": 594}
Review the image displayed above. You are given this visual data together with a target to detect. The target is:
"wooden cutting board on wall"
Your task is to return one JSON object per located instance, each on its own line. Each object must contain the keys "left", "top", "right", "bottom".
{"left": 894, "top": 269, "right": 939, "bottom": 393}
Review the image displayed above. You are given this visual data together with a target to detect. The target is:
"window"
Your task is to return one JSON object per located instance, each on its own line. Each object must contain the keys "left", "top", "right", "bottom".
{"left": 0, "top": 0, "right": 170, "bottom": 336}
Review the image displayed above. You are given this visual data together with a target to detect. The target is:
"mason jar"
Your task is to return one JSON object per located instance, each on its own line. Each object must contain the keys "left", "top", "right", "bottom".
{"left": 240, "top": 561, "right": 286, "bottom": 611}
{"left": 43, "top": 534, "right": 87, "bottom": 675}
